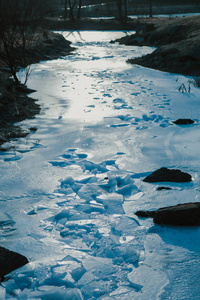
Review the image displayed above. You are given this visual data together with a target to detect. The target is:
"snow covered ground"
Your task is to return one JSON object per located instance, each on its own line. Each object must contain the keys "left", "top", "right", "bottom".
{"left": 1, "top": 31, "right": 200, "bottom": 299}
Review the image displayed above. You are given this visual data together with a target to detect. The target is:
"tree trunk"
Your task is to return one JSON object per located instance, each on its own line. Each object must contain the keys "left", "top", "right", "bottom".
{"left": 149, "top": 0, "right": 152, "bottom": 17}
{"left": 77, "top": 0, "right": 82, "bottom": 19}
{"left": 69, "top": 0, "right": 75, "bottom": 20}
{"left": 124, "top": 0, "right": 128, "bottom": 21}
{"left": 116, "top": 0, "right": 122, "bottom": 20}
{"left": 64, "top": 0, "right": 68, "bottom": 19}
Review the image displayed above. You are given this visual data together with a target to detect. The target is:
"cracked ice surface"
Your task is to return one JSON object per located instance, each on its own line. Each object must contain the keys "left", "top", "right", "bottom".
{"left": 1, "top": 31, "right": 200, "bottom": 299}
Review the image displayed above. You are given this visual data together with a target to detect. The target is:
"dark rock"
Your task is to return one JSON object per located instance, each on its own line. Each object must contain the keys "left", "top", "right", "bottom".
{"left": 157, "top": 186, "right": 172, "bottom": 191}
{"left": 29, "top": 127, "right": 37, "bottom": 132}
{"left": 154, "top": 202, "right": 200, "bottom": 226}
{"left": 0, "top": 247, "right": 28, "bottom": 281}
{"left": 173, "top": 119, "right": 195, "bottom": 125}
{"left": 143, "top": 167, "right": 192, "bottom": 183}
{"left": 135, "top": 202, "right": 200, "bottom": 226}
{"left": 135, "top": 210, "right": 156, "bottom": 218}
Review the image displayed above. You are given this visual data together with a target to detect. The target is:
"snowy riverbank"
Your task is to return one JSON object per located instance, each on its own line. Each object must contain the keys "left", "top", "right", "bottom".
{"left": 1, "top": 31, "right": 200, "bottom": 299}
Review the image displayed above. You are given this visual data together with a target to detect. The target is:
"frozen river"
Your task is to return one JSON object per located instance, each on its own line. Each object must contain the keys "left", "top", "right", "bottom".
{"left": 1, "top": 31, "right": 200, "bottom": 299}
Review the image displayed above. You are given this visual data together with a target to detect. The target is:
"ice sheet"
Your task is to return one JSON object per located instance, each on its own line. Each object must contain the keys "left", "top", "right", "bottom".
{"left": 1, "top": 31, "right": 200, "bottom": 299}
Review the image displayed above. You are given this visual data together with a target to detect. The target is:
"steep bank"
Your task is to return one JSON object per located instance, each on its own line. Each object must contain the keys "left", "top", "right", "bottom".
{"left": 0, "top": 31, "right": 74, "bottom": 148}
{"left": 116, "top": 15, "right": 200, "bottom": 76}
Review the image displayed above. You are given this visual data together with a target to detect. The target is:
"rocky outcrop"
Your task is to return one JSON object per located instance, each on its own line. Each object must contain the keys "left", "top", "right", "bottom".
{"left": 135, "top": 202, "right": 200, "bottom": 226}
{"left": 0, "top": 247, "right": 28, "bottom": 281}
{"left": 143, "top": 167, "right": 192, "bottom": 183}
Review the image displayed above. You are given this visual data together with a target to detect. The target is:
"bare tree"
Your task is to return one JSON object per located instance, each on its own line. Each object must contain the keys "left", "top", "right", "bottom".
{"left": 0, "top": 0, "right": 43, "bottom": 84}
{"left": 77, "top": 0, "right": 83, "bottom": 19}
{"left": 64, "top": 0, "right": 68, "bottom": 18}
{"left": 115, "top": 0, "right": 128, "bottom": 21}
{"left": 62, "top": 0, "right": 83, "bottom": 20}
{"left": 69, "top": 0, "right": 76, "bottom": 20}
{"left": 149, "top": 0, "right": 153, "bottom": 17}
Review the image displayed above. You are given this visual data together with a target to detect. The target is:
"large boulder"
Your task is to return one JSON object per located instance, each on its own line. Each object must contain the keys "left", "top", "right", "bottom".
{"left": 135, "top": 202, "right": 200, "bottom": 226}
{"left": 0, "top": 247, "right": 28, "bottom": 281}
{"left": 143, "top": 167, "right": 192, "bottom": 183}
{"left": 173, "top": 119, "right": 194, "bottom": 125}
{"left": 157, "top": 186, "right": 172, "bottom": 191}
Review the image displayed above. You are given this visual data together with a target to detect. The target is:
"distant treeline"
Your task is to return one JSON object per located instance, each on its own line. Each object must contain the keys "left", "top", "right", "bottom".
{"left": 0, "top": 0, "right": 200, "bottom": 21}
{"left": 152, "top": 0, "right": 199, "bottom": 4}
{"left": 56, "top": 0, "right": 200, "bottom": 19}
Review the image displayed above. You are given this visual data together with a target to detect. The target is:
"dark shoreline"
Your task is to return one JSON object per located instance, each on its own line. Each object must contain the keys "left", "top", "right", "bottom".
{"left": 0, "top": 31, "right": 74, "bottom": 149}
{"left": 0, "top": 74, "right": 40, "bottom": 148}
{"left": 115, "top": 15, "right": 200, "bottom": 77}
